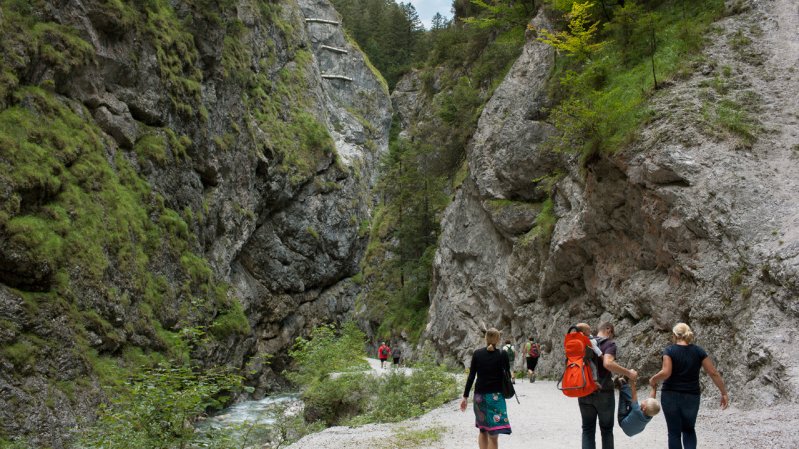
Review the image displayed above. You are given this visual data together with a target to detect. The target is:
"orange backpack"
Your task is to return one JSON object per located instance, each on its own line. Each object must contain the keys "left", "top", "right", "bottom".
{"left": 557, "top": 331, "right": 599, "bottom": 398}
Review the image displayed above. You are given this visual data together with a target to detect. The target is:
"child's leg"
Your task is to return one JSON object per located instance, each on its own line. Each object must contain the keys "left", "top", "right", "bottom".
{"left": 617, "top": 382, "right": 633, "bottom": 426}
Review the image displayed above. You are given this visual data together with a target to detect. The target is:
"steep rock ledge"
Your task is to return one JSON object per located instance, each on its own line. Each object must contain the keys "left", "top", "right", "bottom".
{"left": 423, "top": 1, "right": 798, "bottom": 406}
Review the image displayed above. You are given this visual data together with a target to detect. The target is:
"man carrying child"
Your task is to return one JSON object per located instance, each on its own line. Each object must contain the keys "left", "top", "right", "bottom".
{"left": 578, "top": 322, "right": 639, "bottom": 449}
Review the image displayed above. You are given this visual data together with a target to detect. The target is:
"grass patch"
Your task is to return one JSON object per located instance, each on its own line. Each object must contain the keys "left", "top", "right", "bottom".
{"left": 705, "top": 98, "right": 759, "bottom": 148}
{"left": 380, "top": 426, "right": 445, "bottom": 449}
{"left": 521, "top": 198, "right": 557, "bottom": 246}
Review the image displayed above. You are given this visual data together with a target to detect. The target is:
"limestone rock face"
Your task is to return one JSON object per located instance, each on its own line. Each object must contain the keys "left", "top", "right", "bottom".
{"left": 0, "top": 0, "right": 390, "bottom": 445}
{"left": 424, "top": 1, "right": 799, "bottom": 407}
{"left": 467, "top": 14, "right": 560, "bottom": 203}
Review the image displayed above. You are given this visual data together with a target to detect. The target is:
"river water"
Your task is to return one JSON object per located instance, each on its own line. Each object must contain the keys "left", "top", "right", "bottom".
{"left": 197, "top": 393, "right": 303, "bottom": 446}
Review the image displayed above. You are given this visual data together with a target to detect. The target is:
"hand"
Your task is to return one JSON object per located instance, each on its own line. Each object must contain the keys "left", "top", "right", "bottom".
{"left": 720, "top": 393, "right": 729, "bottom": 410}
{"left": 460, "top": 397, "right": 468, "bottom": 412}
{"left": 627, "top": 369, "right": 638, "bottom": 381}
{"left": 649, "top": 378, "right": 657, "bottom": 389}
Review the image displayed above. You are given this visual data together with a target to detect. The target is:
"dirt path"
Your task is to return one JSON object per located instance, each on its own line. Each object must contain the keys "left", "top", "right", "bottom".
{"left": 287, "top": 377, "right": 799, "bottom": 449}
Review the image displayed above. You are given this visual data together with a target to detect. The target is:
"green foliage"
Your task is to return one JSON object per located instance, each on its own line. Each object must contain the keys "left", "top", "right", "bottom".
{"left": 251, "top": 402, "right": 325, "bottom": 448}
{"left": 0, "top": 61, "right": 246, "bottom": 416}
{"left": 287, "top": 323, "right": 370, "bottom": 425}
{"left": 144, "top": 2, "right": 204, "bottom": 118}
{"left": 359, "top": 130, "right": 450, "bottom": 342}
{"left": 209, "top": 299, "right": 251, "bottom": 338}
{"left": 0, "top": 2, "right": 94, "bottom": 107}
{"left": 0, "top": 438, "right": 34, "bottom": 449}
{"left": 247, "top": 46, "right": 337, "bottom": 185}
{"left": 541, "top": 0, "right": 725, "bottom": 161}
{"left": 301, "top": 372, "right": 372, "bottom": 425}
{"left": 702, "top": 98, "right": 759, "bottom": 148}
{"left": 77, "top": 364, "right": 244, "bottom": 449}
{"left": 287, "top": 322, "right": 369, "bottom": 386}
{"left": 357, "top": 358, "right": 460, "bottom": 424}
{"left": 536, "top": 2, "right": 607, "bottom": 61}
{"left": 288, "top": 324, "right": 459, "bottom": 427}
{"left": 384, "top": 427, "right": 444, "bottom": 449}
{"left": 1, "top": 338, "right": 39, "bottom": 368}
{"left": 355, "top": 0, "right": 530, "bottom": 342}
{"left": 330, "top": 0, "right": 425, "bottom": 89}
{"left": 464, "top": 0, "right": 536, "bottom": 31}
{"left": 134, "top": 133, "right": 168, "bottom": 166}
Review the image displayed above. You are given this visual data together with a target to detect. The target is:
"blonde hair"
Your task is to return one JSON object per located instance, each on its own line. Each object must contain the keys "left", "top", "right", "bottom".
{"left": 672, "top": 323, "right": 695, "bottom": 344}
{"left": 642, "top": 398, "right": 660, "bottom": 417}
{"left": 485, "top": 328, "right": 501, "bottom": 351}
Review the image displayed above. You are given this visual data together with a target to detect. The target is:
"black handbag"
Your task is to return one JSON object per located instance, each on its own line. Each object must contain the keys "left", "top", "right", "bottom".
{"left": 500, "top": 350, "right": 520, "bottom": 403}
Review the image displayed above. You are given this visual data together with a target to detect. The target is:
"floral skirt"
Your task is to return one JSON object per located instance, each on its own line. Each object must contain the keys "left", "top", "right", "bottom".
{"left": 473, "top": 392, "right": 512, "bottom": 435}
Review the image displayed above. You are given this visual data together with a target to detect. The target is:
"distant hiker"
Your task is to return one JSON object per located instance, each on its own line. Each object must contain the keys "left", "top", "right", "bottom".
{"left": 460, "top": 328, "right": 512, "bottom": 448}
{"left": 522, "top": 336, "right": 541, "bottom": 383}
{"left": 649, "top": 323, "right": 729, "bottom": 449}
{"left": 579, "top": 322, "right": 638, "bottom": 449}
{"left": 616, "top": 376, "right": 660, "bottom": 437}
{"left": 502, "top": 340, "right": 516, "bottom": 384}
{"left": 392, "top": 345, "right": 402, "bottom": 367}
{"left": 378, "top": 341, "right": 390, "bottom": 369}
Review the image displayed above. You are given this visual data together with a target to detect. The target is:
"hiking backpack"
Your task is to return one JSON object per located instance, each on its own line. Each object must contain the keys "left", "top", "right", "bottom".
{"left": 504, "top": 344, "right": 515, "bottom": 361}
{"left": 528, "top": 342, "right": 540, "bottom": 358}
{"left": 557, "top": 331, "right": 599, "bottom": 398}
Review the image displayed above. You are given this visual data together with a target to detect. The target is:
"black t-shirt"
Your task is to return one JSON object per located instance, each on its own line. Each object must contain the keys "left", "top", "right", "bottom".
{"left": 463, "top": 347, "right": 511, "bottom": 397}
{"left": 596, "top": 338, "right": 617, "bottom": 392}
{"left": 662, "top": 344, "right": 708, "bottom": 395}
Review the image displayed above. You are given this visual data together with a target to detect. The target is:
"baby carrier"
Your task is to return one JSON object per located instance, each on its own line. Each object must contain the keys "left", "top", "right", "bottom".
{"left": 557, "top": 327, "right": 599, "bottom": 397}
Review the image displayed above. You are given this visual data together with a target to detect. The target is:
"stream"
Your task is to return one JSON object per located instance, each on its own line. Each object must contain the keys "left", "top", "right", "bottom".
{"left": 198, "top": 393, "right": 303, "bottom": 445}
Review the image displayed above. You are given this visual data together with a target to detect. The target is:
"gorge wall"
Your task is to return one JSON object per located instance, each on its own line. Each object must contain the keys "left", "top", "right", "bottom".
{"left": 0, "top": 0, "right": 389, "bottom": 445}
{"left": 417, "top": 0, "right": 799, "bottom": 406}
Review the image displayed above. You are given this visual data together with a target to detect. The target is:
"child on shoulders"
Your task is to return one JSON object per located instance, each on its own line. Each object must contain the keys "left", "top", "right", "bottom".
{"left": 575, "top": 323, "right": 602, "bottom": 382}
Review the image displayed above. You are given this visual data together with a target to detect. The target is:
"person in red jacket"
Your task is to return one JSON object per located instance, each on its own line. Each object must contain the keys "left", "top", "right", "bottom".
{"left": 378, "top": 341, "right": 391, "bottom": 369}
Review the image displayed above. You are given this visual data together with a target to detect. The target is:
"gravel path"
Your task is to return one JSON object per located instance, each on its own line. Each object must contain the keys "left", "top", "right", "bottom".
{"left": 288, "top": 359, "right": 799, "bottom": 449}
{"left": 288, "top": 376, "right": 799, "bottom": 449}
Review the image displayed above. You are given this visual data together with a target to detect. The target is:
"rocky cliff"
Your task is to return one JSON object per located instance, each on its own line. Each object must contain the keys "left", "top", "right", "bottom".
{"left": 0, "top": 0, "right": 389, "bottom": 445}
{"left": 420, "top": 0, "right": 799, "bottom": 406}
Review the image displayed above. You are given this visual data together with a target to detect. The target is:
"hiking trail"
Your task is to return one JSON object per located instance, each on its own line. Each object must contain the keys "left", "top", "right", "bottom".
{"left": 288, "top": 359, "right": 799, "bottom": 448}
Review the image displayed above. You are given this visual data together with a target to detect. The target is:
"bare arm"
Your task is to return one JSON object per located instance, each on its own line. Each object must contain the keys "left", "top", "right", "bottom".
{"left": 630, "top": 378, "right": 638, "bottom": 402}
{"left": 702, "top": 357, "right": 729, "bottom": 410}
{"left": 603, "top": 353, "right": 638, "bottom": 380}
{"left": 649, "top": 355, "right": 672, "bottom": 388}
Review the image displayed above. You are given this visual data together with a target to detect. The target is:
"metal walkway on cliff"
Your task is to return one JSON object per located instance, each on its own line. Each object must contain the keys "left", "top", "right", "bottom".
{"left": 303, "top": 16, "right": 351, "bottom": 83}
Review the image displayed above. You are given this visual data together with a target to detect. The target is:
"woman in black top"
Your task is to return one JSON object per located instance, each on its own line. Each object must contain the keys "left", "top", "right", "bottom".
{"left": 649, "top": 323, "right": 729, "bottom": 449}
{"left": 460, "top": 328, "right": 512, "bottom": 449}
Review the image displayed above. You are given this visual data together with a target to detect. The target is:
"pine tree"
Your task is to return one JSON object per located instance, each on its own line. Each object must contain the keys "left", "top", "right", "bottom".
{"left": 534, "top": 2, "right": 607, "bottom": 61}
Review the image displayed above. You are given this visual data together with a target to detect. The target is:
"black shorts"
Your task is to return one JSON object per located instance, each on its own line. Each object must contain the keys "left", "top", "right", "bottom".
{"left": 393, "top": 357, "right": 400, "bottom": 365}
{"left": 526, "top": 357, "right": 539, "bottom": 371}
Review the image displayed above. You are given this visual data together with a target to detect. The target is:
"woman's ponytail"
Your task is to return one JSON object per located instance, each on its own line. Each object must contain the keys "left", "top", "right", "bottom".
{"left": 672, "top": 322, "right": 695, "bottom": 344}
{"left": 485, "top": 328, "right": 500, "bottom": 351}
